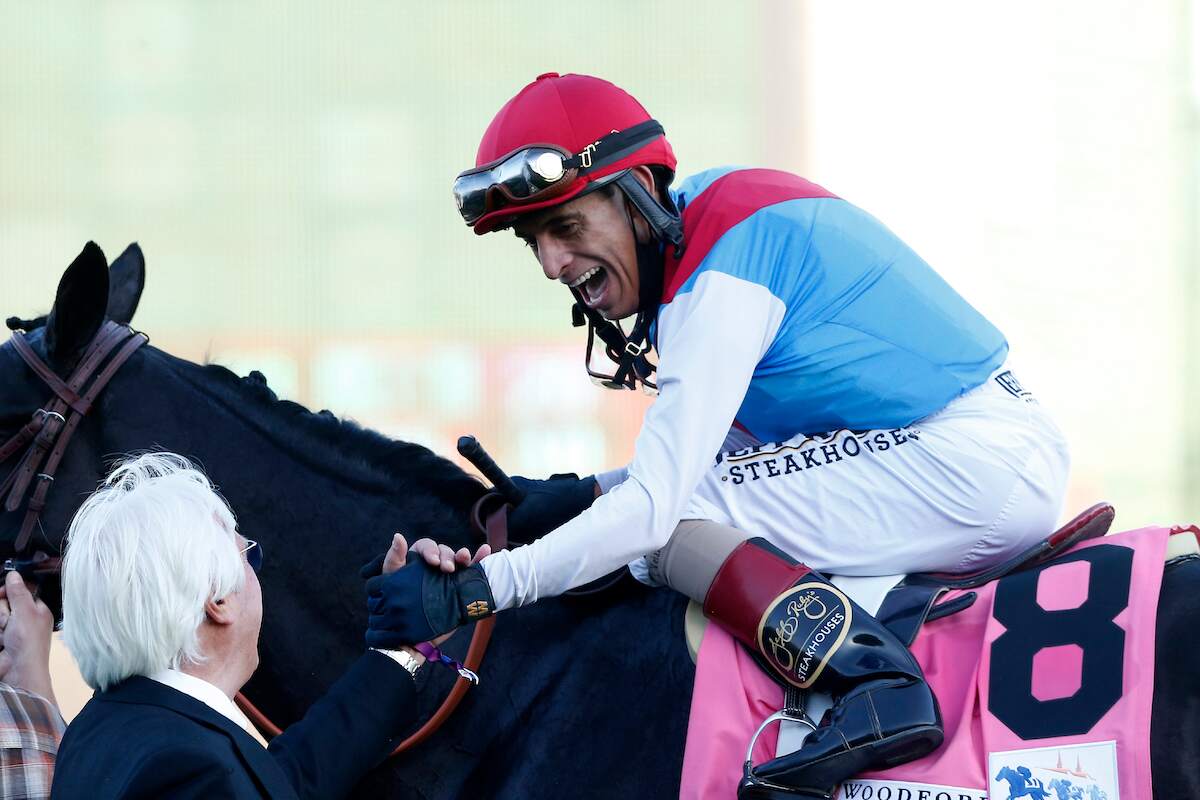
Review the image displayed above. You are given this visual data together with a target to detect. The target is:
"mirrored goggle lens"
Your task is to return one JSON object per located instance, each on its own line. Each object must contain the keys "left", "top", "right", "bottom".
{"left": 453, "top": 173, "right": 491, "bottom": 224}
{"left": 453, "top": 147, "right": 570, "bottom": 224}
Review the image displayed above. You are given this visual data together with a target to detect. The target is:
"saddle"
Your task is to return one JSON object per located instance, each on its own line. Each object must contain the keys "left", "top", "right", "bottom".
{"left": 879, "top": 502, "right": 1116, "bottom": 646}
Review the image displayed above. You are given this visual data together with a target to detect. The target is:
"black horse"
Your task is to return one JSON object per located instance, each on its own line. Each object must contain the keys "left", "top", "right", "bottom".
{"left": 1, "top": 243, "right": 1198, "bottom": 798}
{"left": 1, "top": 244, "right": 695, "bottom": 798}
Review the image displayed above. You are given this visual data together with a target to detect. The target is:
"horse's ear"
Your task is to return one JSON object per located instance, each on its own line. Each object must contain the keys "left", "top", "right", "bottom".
{"left": 46, "top": 241, "right": 110, "bottom": 365}
{"left": 107, "top": 242, "right": 145, "bottom": 324}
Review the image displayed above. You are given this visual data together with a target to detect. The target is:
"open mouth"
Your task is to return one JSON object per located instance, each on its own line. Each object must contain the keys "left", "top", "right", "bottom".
{"left": 570, "top": 265, "right": 609, "bottom": 309}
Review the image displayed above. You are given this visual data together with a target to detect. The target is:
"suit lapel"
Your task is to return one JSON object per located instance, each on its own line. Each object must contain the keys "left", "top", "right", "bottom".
{"left": 100, "top": 678, "right": 298, "bottom": 800}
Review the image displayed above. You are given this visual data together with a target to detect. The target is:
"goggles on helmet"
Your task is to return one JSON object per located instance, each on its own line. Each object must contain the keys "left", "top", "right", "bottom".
{"left": 452, "top": 119, "right": 665, "bottom": 226}
{"left": 453, "top": 145, "right": 578, "bottom": 225}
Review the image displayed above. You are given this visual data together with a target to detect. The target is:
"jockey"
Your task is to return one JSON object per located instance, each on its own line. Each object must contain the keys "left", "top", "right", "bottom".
{"left": 366, "top": 72, "right": 1070, "bottom": 794}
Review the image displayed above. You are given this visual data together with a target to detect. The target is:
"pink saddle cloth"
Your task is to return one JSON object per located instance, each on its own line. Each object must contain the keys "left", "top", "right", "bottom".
{"left": 679, "top": 526, "right": 1171, "bottom": 800}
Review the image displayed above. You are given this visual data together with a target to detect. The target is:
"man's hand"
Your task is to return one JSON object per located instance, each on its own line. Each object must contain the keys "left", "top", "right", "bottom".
{"left": 0, "top": 571, "right": 57, "bottom": 705}
{"left": 363, "top": 534, "right": 495, "bottom": 649}
{"left": 506, "top": 473, "right": 599, "bottom": 543}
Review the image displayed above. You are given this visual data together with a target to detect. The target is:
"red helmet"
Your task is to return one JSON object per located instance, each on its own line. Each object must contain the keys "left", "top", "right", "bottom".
{"left": 460, "top": 72, "right": 677, "bottom": 235}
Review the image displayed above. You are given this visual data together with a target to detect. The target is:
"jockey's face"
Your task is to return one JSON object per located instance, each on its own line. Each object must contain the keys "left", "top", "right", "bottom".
{"left": 513, "top": 167, "right": 655, "bottom": 321}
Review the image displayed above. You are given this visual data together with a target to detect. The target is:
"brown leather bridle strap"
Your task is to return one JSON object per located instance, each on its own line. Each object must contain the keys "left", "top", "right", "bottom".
{"left": 15, "top": 332, "right": 148, "bottom": 551}
{"left": 5, "top": 322, "right": 130, "bottom": 511}
{"left": 381, "top": 501, "right": 508, "bottom": 754}
{"left": 0, "top": 415, "right": 46, "bottom": 463}
{"left": 0, "top": 415, "right": 53, "bottom": 501}
{"left": 388, "top": 615, "right": 496, "bottom": 754}
{"left": 234, "top": 498, "right": 512, "bottom": 757}
{"left": 233, "top": 616, "right": 499, "bottom": 752}
{"left": 9, "top": 336, "right": 85, "bottom": 413}
{"left": 11, "top": 322, "right": 132, "bottom": 414}
{"left": 2, "top": 322, "right": 148, "bottom": 553}
{"left": 2, "top": 410, "right": 65, "bottom": 512}
{"left": 480, "top": 495, "right": 510, "bottom": 552}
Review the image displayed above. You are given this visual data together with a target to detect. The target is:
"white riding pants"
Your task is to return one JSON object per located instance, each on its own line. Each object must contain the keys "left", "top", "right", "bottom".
{"left": 624, "top": 365, "right": 1071, "bottom": 581}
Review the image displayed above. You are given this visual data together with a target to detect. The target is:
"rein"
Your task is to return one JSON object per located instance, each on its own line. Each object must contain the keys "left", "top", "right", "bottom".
{"left": 234, "top": 492, "right": 513, "bottom": 757}
{"left": 1, "top": 321, "right": 148, "bottom": 560}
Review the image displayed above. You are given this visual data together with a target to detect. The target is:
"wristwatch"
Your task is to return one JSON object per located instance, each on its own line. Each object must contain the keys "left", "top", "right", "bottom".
{"left": 372, "top": 647, "right": 423, "bottom": 676}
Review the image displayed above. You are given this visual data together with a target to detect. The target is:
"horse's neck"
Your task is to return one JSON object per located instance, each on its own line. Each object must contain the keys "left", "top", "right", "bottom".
{"left": 126, "top": 354, "right": 481, "bottom": 543}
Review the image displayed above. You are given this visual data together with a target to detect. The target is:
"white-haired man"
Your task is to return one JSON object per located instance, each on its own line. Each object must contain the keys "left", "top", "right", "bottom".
{"left": 50, "top": 452, "right": 444, "bottom": 800}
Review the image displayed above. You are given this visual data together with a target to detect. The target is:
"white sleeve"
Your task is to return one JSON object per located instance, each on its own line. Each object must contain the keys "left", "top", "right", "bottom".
{"left": 482, "top": 271, "right": 786, "bottom": 610}
{"left": 594, "top": 466, "right": 629, "bottom": 493}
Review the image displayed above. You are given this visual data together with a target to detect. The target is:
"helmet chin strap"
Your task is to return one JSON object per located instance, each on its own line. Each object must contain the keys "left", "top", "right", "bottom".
{"left": 614, "top": 171, "right": 684, "bottom": 257}
{"left": 569, "top": 171, "right": 684, "bottom": 393}
{"left": 570, "top": 287, "right": 657, "bottom": 392}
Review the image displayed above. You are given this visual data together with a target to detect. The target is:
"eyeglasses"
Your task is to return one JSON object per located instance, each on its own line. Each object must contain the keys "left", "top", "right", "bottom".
{"left": 239, "top": 538, "right": 262, "bottom": 573}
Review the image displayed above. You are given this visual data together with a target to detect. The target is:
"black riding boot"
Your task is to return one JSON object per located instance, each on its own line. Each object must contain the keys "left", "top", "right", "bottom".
{"left": 702, "top": 538, "right": 943, "bottom": 799}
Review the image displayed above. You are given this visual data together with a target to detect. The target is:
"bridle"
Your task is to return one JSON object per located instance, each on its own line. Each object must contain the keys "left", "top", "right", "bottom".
{"left": 1, "top": 318, "right": 508, "bottom": 757}
{"left": 1, "top": 320, "right": 148, "bottom": 567}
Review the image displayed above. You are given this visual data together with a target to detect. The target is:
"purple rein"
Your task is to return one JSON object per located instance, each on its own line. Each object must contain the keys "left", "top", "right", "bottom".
{"left": 415, "top": 642, "right": 480, "bottom": 684}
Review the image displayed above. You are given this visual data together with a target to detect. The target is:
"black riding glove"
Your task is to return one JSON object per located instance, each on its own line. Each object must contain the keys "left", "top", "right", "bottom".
{"left": 364, "top": 551, "right": 496, "bottom": 647}
{"left": 507, "top": 473, "right": 599, "bottom": 543}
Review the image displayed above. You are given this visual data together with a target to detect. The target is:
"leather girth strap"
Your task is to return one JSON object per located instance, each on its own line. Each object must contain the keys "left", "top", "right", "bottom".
{"left": 234, "top": 495, "right": 511, "bottom": 757}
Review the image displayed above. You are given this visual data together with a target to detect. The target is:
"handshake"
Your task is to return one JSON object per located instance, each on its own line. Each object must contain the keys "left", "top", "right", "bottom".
{"left": 361, "top": 472, "right": 600, "bottom": 650}
{"left": 361, "top": 534, "right": 494, "bottom": 650}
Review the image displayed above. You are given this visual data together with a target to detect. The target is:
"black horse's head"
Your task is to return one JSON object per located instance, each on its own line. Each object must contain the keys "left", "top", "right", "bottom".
{"left": 0, "top": 242, "right": 146, "bottom": 567}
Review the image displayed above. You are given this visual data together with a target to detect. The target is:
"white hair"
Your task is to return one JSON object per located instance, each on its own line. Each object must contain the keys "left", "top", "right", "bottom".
{"left": 61, "top": 452, "right": 246, "bottom": 691}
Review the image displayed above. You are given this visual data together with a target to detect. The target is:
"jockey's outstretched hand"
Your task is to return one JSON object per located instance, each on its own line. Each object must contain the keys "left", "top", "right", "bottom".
{"left": 506, "top": 473, "right": 600, "bottom": 543}
{"left": 364, "top": 534, "right": 497, "bottom": 647}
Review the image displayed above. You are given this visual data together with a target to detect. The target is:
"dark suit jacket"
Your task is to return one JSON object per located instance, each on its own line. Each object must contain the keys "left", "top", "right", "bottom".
{"left": 51, "top": 651, "right": 416, "bottom": 799}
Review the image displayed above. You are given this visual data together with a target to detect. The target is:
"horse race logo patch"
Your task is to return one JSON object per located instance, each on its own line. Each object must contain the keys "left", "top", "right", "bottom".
{"left": 988, "top": 741, "right": 1118, "bottom": 800}
{"left": 756, "top": 581, "right": 851, "bottom": 688}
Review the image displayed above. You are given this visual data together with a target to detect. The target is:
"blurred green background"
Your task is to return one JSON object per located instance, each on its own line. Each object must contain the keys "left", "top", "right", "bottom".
{"left": 2, "top": 0, "right": 1197, "bottom": 532}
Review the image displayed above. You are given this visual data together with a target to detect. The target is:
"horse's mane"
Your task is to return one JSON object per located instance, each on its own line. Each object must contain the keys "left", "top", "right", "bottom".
{"left": 150, "top": 347, "right": 485, "bottom": 505}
